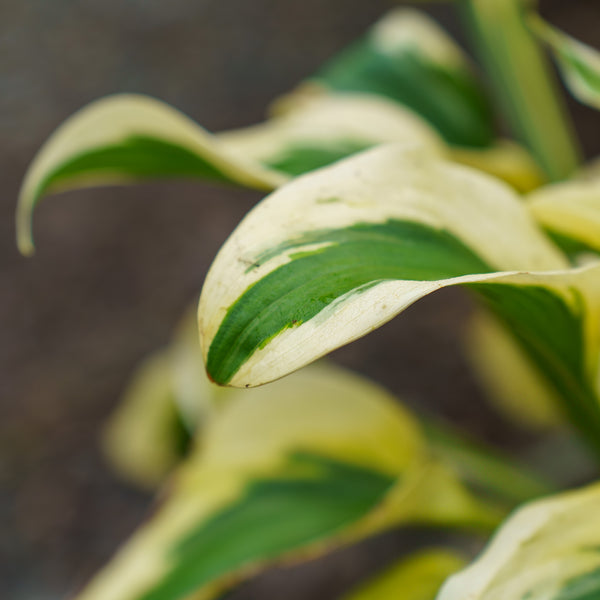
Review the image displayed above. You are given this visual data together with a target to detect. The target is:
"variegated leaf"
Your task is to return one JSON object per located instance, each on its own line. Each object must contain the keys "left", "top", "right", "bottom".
{"left": 280, "top": 8, "right": 495, "bottom": 148}
{"left": 77, "top": 362, "right": 500, "bottom": 600}
{"left": 16, "top": 94, "right": 285, "bottom": 256}
{"left": 343, "top": 548, "right": 467, "bottom": 600}
{"left": 437, "top": 481, "right": 600, "bottom": 600}
{"left": 218, "top": 93, "right": 444, "bottom": 177}
{"left": 198, "top": 144, "right": 600, "bottom": 451}
{"left": 530, "top": 14, "right": 600, "bottom": 111}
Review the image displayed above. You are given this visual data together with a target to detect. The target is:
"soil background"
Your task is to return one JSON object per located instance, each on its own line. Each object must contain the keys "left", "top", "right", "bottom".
{"left": 2, "top": 1, "right": 599, "bottom": 599}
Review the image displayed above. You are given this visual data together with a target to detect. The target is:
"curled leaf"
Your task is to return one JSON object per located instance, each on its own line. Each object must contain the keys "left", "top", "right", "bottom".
{"left": 16, "top": 94, "right": 284, "bottom": 255}
{"left": 198, "top": 144, "right": 600, "bottom": 453}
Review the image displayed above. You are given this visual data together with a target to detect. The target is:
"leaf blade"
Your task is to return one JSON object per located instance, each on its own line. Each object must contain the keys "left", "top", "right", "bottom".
{"left": 16, "top": 94, "right": 284, "bottom": 255}
{"left": 437, "top": 481, "right": 600, "bottom": 600}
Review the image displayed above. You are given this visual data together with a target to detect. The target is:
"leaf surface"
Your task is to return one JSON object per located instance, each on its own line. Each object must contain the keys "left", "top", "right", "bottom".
{"left": 77, "top": 362, "right": 498, "bottom": 600}
{"left": 198, "top": 145, "right": 600, "bottom": 451}
{"left": 297, "top": 9, "right": 495, "bottom": 148}
{"left": 16, "top": 94, "right": 285, "bottom": 255}
{"left": 437, "top": 481, "right": 600, "bottom": 600}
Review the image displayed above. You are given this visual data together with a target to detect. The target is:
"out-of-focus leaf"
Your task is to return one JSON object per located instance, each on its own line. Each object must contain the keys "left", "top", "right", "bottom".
{"left": 342, "top": 548, "right": 467, "bottom": 600}
{"left": 198, "top": 144, "right": 600, "bottom": 452}
{"left": 103, "top": 309, "right": 226, "bottom": 489}
{"left": 289, "top": 9, "right": 495, "bottom": 148}
{"left": 530, "top": 14, "right": 600, "bottom": 111}
{"left": 465, "top": 309, "right": 564, "bottom": 431}
{"left": 77, "top": 362, "right": 501, "bottom": 600}
{"left": 527, "top": 177, "right": 600, "bottom": 261}
{"left": 167, "top": 308, "right": 230, "bottom": 431}
{"left": 451, "top": 140, "right": 545, "bottom": 193}
{"left": 438, "top": 481, "right": 600, "bottom": 600}
{"left": 103, "top": 352, "right": 190, "bottom": 489}
{"left": 218, "top": 93, "right": 444, "bottom": 177}
{"left": 16, "top": 94, "right": 285, "bottom": 256}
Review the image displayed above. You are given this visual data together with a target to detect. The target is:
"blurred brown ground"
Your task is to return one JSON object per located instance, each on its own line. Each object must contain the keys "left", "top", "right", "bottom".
{"left": 1, "top": 1, "right": 599, "bottom": 598}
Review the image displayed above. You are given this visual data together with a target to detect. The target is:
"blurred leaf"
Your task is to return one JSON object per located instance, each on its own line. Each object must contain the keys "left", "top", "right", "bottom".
{"left": 16, "top": 94, "right": 285, "bottom": 256}
{"left": 342, "top": 548, "right": 467, "bottom": 600}
{"left": 527, "top": 176, "right": 600, "bottom": 261}
{"left": 218, "top": 93, "right": 444, "bottom": 177}
{"left": 77, "top": 362, "right": 501, "bottom": 600}
{"left": 438, "top": 481, "right": 600, "bottom": 600}
{"left": 103, "top": 351, "right": 190, "bottom": 489}
{"left": 465, "top": 309, "right": 564, "bottom": 431}
{"left": 530, "top": 14, "right": 600, "bottom": 111}
{"left": 460, "top": 0, "right": 581, "bottom": 181}
{"left": 451, "top": 140, "right": 545, "bottom": 193}
{"left": 294, "top": 8, "right": 495, "bottom": 148}
{"left": 168, "top": 307, "right": 230, "bottom": 430}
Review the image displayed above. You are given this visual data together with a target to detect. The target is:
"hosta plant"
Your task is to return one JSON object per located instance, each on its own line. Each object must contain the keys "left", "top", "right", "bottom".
{"left": 17, "top": 2, "right": 600, "bottom": 599}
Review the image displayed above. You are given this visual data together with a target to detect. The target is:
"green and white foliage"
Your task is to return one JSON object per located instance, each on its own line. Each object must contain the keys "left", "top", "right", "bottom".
{"left": 531, "top": 15, "right": 600, "bottom": 111}
{"left": 16, "top": 94, "right": 286, "bottom": 256}
{"left": 218, "top": 93, "right": 444, "bottom": 177}
{"left": 77, "top": 362, "right": 500, "bottom": 600}
{"left": 437, "top": 481, "right": 600, "bottom": 600}
{"left": 198, "top": 144, "right": 600, "bottom": 449}
{"left": 301, "top": 8, "right": 495, "bottom": 148}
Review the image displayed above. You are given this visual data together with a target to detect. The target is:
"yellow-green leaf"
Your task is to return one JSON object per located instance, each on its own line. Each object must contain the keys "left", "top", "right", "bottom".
{"left": 77, "top": 362, "right": 498, "bottom": 600}
{"left": 437, "top": 481, "right": 600, "bottom": 600}
{"left": 451, "top": 140, "right": 545, "bottom": 193}
{"left": 16, "top": 94, "right": 285, "bottom": 256}
{"left": 103, "top": 351, "right": 190, "bottom": 489}
{"left": 530, "top": 14, "right": 600, "bottom": 111}
{"left": 465, "top": 309, "right": 564, "bottom": 430}
{"left": 342, "top": 548, "right": 467, "bottom": 600}
{"left": 198, "top": 144, "right": 600, "bottom": 452}
{"left": 283, "top": 9, "right": 495, "bottom": 148}
{"left": 527, "top": 176, "right": 600, "bottom": 261}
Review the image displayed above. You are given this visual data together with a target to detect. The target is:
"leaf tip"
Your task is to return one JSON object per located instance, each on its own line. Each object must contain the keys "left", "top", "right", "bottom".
{"left": 16, "top": 203, "right": 36, "bottom": 257}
